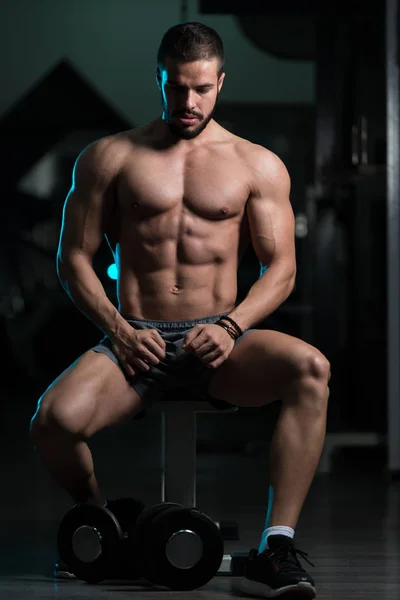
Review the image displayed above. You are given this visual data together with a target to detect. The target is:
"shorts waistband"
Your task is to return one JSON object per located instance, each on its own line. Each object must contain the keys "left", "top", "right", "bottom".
{"left": 120, "top": 312, "right": 230, "bottom": 331}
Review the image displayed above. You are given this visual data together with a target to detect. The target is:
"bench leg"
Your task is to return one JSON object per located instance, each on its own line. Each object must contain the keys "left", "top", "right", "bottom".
{"left": 161, "top": 408, "right": 197, "bottom": 507}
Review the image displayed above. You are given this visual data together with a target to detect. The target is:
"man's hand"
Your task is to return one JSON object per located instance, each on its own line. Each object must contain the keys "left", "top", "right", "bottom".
{"left": 182, "top": 323, "right": 235, "bottom": 369}
{"left": 111, "top": 326, "right": 166, "bottom": 377}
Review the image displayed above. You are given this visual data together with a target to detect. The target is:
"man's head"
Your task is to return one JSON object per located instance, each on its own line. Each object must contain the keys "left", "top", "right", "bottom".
{"left": 156, "top": 22, "right": 225, "bottom": 140}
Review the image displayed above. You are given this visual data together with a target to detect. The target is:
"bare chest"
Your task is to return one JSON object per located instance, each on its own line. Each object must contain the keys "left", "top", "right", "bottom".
{"left": 115, "top": 149, "right": 250, "bottom": 228}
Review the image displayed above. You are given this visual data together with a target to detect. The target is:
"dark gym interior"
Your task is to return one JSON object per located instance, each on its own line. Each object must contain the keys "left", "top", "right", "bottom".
{"left": 1, "top": 1, "right": 399, "bottom": 598}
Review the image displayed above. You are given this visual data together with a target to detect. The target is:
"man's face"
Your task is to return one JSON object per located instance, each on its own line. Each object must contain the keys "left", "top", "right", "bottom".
{"left": 158, "top": 56, "right": 225, "bottom": 140}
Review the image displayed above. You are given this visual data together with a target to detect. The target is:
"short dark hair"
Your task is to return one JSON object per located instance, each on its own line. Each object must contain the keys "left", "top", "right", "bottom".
{"left": 157, "top": 22, "right": 225, "bottom": 77}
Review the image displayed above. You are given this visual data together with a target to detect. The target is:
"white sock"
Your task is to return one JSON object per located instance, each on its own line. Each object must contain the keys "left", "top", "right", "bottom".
{"left": 258, "top": 525, "right": 295, "bottom": 553}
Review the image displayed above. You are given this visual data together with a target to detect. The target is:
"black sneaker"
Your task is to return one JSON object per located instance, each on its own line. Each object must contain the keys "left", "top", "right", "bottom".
{"left": 54, "top": 497, "right": 146, "bottom": 580}
{"left": 238, "top": 535, "right": 316, "bottom": 599}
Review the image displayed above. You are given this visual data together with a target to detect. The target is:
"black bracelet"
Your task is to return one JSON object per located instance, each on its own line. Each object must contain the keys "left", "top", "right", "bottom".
{"left": 219, "top": 315, "right": 243, "bottom": 337}
{"left": 215, "top": 321, "right": 238, "bottom": 340}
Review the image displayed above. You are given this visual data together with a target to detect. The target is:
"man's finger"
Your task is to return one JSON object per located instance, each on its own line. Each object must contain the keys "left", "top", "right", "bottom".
{"left": 182, "top": 326, "right": 201, "bottom": 349}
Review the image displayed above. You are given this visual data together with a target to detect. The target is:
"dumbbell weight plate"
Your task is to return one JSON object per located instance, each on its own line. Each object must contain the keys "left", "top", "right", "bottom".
{"left": 127, "top": 502, "right": 183, "bottom": 580}
{"left": 57, "top": 503, "right": 123, "bottom": 583}
{"left": 144, "top": 506, "right": 224, "bottom": 590}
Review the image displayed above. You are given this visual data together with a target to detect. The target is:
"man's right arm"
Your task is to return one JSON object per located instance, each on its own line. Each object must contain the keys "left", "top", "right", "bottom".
{"left": 57, "top": 137, "right": 132, "bottom": 340}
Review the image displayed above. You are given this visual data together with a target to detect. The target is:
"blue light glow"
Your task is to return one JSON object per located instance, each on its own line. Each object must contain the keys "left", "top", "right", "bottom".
{"left": 259, "top": 262, "right": 268, "bottom": 277}
{"left": 107, "top": 263, "right": 118, "bottom": 280}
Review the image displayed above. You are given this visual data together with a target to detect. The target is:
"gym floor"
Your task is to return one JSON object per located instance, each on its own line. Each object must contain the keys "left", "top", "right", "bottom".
{"left": 1, "top": 391, "right": 399, "bottom": 599}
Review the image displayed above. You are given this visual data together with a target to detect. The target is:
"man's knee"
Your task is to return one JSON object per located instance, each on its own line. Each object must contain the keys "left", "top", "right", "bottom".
{"left": 283, "top": 349, "right": 331, "bottom": 411}
{"left": 296, "top": 350, "right": 331, "bottom": 385}
{"left": 29, "top": 390, "right": 88, "bottom": 443}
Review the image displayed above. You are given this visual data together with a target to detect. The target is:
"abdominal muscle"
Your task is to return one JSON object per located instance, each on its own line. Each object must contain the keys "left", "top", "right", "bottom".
{"left": 116, "top": 258, "right": 238, "bottom": 321}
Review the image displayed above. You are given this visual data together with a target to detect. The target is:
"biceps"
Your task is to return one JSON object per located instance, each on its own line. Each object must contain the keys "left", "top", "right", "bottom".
{"left": 247, "top": 197, "right": 296, "bottom": 269}
{"left": 58, "top": 188, "right": 104, "bottom": 261}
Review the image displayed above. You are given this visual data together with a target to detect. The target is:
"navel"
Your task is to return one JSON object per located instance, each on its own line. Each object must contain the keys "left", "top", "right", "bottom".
{"left": 170, "top": 285, "right": 181, "bottom": 294}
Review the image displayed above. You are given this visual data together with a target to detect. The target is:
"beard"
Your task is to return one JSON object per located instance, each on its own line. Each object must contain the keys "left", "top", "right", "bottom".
{"left": 163, "top": 94, "right": 219, "bottom": 140}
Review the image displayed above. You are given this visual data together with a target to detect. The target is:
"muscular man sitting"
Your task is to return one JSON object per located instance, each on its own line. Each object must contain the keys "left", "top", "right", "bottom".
{"left": 29, "top": 21, "right": 330, "bottom": 599}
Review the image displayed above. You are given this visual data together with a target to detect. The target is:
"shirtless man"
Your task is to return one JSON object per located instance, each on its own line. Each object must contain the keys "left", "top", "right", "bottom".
{"left": 29, "top": 22, "right": 330, "bottom": 599}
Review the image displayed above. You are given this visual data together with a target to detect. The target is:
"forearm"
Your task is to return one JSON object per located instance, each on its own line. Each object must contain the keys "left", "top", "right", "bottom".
{"left": 57, "top": 253, "right": 130, "bottom": 339}
{"left": 228, "top": 264, "right": 296, "bottom": 332}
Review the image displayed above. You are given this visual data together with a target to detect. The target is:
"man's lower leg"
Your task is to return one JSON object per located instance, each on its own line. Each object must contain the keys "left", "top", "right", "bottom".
{"left": 268, "top": 377, "right": 329, "bottom": 529}
{"left": 32, "top": 430, "right": 106, "bottom": 506}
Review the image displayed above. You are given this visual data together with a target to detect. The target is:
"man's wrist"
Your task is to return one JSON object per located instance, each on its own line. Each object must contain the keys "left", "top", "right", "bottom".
{"left": 104, "top": 313, "right": 135, "bottom": 341}
{"left": 215, "top": 320, "right": 239, "bottom": 340}
{"left": 219, "top": 315, "right": 244, "bottom": 337}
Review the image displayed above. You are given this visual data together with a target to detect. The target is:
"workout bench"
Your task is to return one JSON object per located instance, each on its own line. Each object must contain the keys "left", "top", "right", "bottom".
{"left": 152, "top": 391, "right": 245, "bottom": 575}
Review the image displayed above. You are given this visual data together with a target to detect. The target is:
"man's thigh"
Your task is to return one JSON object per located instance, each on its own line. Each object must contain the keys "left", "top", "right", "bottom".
{"left": 33, "top": 351, "right": 145, "bottom": 437}
{"left": 207, "top": 329, "right": 319, "bottom": 407}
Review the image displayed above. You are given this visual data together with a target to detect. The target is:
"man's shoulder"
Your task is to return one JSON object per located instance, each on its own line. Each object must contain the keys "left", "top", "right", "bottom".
{"left": 231, "top": 137, "right": 290, "bottom": 193}
{"left": 233, "top": 137, "right": 285, "bottom": 171}
{"left": 76, "top": 129, "right": 140, "bottom": 173}
{"left": 88, "top": 129, "right": 137, "bottom": 155}
{"left": 89, "top": 123, "right": 159, "bottom": 155}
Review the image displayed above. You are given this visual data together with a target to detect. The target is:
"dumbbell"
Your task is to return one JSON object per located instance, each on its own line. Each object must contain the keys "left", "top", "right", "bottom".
{"left": 129, "top": 502, "right": 224, "bottom": 590}
{"left": 57, "top": 498, "right": 145, "bottom": 583}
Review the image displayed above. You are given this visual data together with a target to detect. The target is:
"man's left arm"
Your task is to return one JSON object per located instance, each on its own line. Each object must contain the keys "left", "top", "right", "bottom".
{"left": 228, "top": 148, "right": 296, "bottom": 332}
